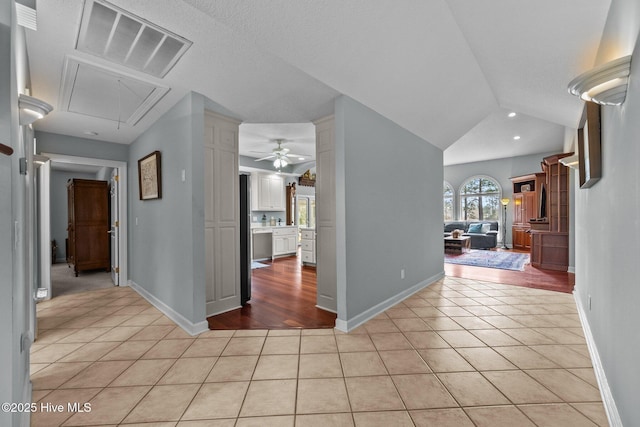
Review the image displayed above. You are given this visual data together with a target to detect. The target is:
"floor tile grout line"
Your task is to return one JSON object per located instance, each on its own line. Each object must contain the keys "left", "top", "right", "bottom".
{"left": 31, "top": 279, "right": 601, "bottom": 426}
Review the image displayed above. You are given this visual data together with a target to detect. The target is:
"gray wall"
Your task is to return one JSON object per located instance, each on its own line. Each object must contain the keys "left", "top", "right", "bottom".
{"left": 128, "top": 92, "right": 242, "bottom": 326}
{"left": 128, "top": 92, "right": 205, "bottom": 324}
{"left": 96, "top": 166, "right": 113, "bottom": 181}
{"left": 36, "top": 131, "right": 129, "bottom": 162}
{"left": 444, "top": 152, "right": 558, "bottom": 246}
{"left": 50, "top": 170, "right": 97, "bottom": 261}
{"left": 0, "top": 4, "right": 16, "bottom": 424}
{"left": 335, "top": 96, "right": 444, "bottom": 322}
{"left": 574, "top": 5, "right": 640, "bottom": 424}
{"left": 0, "top": 5, "right": 33, "bottom": 425}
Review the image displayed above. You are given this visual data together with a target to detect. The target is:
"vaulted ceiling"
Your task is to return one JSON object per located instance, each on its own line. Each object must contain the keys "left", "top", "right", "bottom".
{"left": 25, "top": 0, "right": 611, "bottom": 165}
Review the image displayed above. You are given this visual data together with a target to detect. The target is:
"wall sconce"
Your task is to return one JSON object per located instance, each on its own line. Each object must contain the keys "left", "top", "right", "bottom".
{"left": 19, "top": 93, "right": 53, "bottom": 125}
{"left": 568, "top": 55, "right": 632, "bottom": 106}
{"left": 559, "top": 154, "right": 579, "bottom": 170}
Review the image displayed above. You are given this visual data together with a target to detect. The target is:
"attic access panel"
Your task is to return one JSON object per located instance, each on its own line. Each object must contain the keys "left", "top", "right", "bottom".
{"left": 60, "top": 57, "right": 169, "bottom": 126}
{"left": 76, "top": 0, "right": 192, "bottom": 78}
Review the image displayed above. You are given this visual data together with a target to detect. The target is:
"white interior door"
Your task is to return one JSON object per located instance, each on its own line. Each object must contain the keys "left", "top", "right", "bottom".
{"left": 204, "top": 111, "right": 241, "bottom": 316}
{"left": 110, "top": 169, "right": 119, "bottom": 285}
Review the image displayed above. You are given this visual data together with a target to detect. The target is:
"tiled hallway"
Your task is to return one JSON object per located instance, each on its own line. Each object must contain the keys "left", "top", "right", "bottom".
{"left": 30, "top": 277, "right": 608, "bottom": 426}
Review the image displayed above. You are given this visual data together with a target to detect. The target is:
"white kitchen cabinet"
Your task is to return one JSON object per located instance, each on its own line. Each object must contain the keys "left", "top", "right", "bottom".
{"left": 252, "top": 173, "right": 284, "bottom": 211}
{"left": 272, "top": 226, "right": 298, "bottom": 257}
{"left": 300, "top": 228, "right": 316, "bottom": 265}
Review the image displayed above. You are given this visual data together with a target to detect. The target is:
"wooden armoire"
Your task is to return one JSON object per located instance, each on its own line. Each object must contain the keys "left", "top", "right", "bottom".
{"left": 529, "top": 153, "right": 572, "bottom": 271}
{"left": 67, "top": 179, "right": 110, "bottom": 276}
{"left": 510, "top": 173, "right": 546, "bottom": 250}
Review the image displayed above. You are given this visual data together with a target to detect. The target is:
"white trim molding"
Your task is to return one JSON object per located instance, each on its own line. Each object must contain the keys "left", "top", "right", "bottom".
{"left": 335, "top": 272, "right": 445, "bottom": 333}
{"left": 41, "top": 153, "right": 128, "bottom": 289}
{"left": 128, "top": 280, "right": 209, "bottom": 336}
{"left": 574, "top": 290, "right": 623, "bottom": 427}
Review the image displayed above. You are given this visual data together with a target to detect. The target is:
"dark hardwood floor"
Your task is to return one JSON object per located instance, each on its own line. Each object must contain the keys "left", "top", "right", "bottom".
{"left": 445, "top": 248, "right": 575, "bottom": 294}
{"left": 207, "top": 255, "right": 337, "bottom": 330}
{"left": 207, "top": 248, "right": 574, "bottom": 330}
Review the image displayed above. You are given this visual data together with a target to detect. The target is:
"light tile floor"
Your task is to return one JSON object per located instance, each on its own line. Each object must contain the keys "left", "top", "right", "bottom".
{"left": 30, "top": 276, "right": 609, "bottom": 426}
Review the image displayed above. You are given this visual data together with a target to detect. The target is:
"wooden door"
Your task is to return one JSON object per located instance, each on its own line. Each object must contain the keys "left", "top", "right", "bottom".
{"left": 513, "top": 194, "right": 523, "bottom": 224}
{"left": 523, "top": 192, "right": 536, "bottom": 224}
{"left": 68, "top": 180, "right": 110, "bottom": 275}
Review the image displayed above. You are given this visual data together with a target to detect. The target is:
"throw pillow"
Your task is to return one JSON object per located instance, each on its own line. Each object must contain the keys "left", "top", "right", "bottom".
{"left": 468, "top": 223, "right": 483, "bottom": 233}
{"left": 481, "top": 223, "right": 491, "bottom": 234}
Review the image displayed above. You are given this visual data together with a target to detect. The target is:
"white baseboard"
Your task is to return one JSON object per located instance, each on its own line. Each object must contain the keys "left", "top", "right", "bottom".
{"left": 334, "top": 271, "right": 445, "bottom": 333}
{"left": 574, "top": 290, "right": 622, "bottom": 427}
{"left": 568, "top": 265, "right": 576, "bottom": 274}
{"left": 128, "top": 280, "right": 209, "bottom": 336}
{"left": 316, "top": 304, "right": 337, "bottom": 314}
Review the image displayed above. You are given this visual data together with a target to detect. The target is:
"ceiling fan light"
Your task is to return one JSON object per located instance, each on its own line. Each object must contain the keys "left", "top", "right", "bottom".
{"left": 273, "top": 158, "right": 288, "bottom": 169}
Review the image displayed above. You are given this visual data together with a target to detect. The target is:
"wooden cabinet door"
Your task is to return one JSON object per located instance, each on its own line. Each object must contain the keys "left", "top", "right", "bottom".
{"left": 512, "top": 227, "right": 523, "bottom": 249}
{"left": 513, "top": 194, "right": 524, "bottom": 224}
{"left": 512, "top": 226, "right": 532, "bottom": 250}
{"left": 523, "top": 192, "right": 536, "bottom": 223}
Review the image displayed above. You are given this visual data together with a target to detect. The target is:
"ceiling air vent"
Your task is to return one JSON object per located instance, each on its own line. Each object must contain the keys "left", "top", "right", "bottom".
{"left": 16, "top": 0, "right": 37, "bottom": 31}
{"left": 76, "top": 0, "right": 192, "bottom": 78}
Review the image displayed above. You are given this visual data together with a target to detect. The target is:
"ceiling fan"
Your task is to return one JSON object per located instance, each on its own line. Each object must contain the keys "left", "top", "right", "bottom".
{"left": 253, "top": 139, "right": 305, "bottom": 170}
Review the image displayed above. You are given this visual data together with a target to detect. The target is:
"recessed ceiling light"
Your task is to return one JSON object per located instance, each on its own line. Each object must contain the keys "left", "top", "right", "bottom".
{"left": 508, "top": 112, "right": 517, "bottom": 118}
{"left": 513, "top": 135, "right": 521, "bottom": 140}
{"left": 298, "top": 157, "right": 305, "bottom": 160}
{"left": 84, "top": 131, "right": 99, "bottom": 136}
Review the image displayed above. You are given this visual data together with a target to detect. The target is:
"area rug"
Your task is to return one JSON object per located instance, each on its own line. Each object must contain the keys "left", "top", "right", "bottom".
{"left": 251, "top": 261, "right": 270, "bottom": 269}
{"left": 445, "top": 250, "right": 530, "bottom": 271}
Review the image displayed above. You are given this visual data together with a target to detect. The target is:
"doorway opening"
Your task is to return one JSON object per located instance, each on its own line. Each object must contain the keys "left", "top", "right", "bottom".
{"left": 39, "top": 153, "right": 128, "bottom": 300}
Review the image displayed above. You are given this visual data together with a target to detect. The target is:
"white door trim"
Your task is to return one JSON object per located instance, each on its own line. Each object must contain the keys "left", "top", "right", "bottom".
{"left": 110, "top": 168, "right": 120, "bottom": 285}
{"left": 40, "top": 153, "right": 128, "bottom": 293}
{"left": 38, "top": 160, "right": 51, "bottom": 302}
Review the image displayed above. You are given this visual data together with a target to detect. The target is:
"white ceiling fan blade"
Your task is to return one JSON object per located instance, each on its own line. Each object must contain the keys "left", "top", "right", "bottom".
{"left": 255, "top": 155, "right": 276, "bottom": 162}
{"left": 283, "top": 152, "right": 308, "bottom": 158}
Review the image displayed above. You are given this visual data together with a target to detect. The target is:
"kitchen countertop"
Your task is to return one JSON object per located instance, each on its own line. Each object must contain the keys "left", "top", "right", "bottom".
{"left": 251, "top": 224, "right": 298, "bottom": 230}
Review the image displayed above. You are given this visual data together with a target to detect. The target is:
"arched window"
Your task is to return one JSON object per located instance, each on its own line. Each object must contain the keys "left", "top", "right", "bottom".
{"left": 459, "top": 176, "right": 501, "bottom": 221}
{"left": 443, "top": 181, "right": 454, "bottom": 220}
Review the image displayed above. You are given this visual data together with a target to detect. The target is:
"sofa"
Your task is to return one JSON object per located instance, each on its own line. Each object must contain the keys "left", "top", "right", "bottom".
{"left": 444, "top": 220, "right": 499, "bottom": 249}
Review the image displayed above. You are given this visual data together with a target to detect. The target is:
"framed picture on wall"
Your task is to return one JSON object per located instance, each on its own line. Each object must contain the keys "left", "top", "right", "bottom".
{"left": 578, "top": 101, "right": 602, "bottom": 189}
{"left": 138, "top": 151, "right": 162, "bottom": 200}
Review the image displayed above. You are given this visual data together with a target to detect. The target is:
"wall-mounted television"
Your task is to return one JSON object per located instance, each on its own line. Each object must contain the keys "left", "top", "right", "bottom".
{"left": 578, "top": 101, "right": 602, "bottom": 188}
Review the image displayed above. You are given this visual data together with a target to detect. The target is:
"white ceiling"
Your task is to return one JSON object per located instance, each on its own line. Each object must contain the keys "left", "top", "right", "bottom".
{"left": 239, "top": 123, "right": 316, "bottom": 165}
{"left": 25, "top": 0, "right": 612, "bottom": 166}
